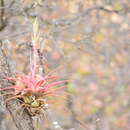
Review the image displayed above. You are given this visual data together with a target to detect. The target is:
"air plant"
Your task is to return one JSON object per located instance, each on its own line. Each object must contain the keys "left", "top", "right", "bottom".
{"left": 0, "top": 19, "right": 69, "bottom": 116}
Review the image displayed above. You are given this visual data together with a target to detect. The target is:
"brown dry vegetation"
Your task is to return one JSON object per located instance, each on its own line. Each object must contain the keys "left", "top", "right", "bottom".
{"left": 0, "top": 0, "right": 130, "bottom": 130}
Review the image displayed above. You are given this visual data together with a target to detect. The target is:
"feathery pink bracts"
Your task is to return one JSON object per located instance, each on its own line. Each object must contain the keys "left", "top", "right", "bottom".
{"left": 2, "top": 67, "right": 68, "bottom": 97}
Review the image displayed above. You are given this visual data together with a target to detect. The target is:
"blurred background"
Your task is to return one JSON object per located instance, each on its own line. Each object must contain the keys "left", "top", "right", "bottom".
{"left": 0, "top": 0, "right": 130, "bottom": 130}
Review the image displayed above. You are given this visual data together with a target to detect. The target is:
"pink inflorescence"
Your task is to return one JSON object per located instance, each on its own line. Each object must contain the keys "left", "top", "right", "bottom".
{"left": 0, "top": 44, "right": 69, "bottom": 114}
{"left": 3, "top": 69, "right": 68, "bottom": 96}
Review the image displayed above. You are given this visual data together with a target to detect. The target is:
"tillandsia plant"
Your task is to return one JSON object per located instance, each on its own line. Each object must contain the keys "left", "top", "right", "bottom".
{"left": 0, "top": 19, "right": 69, "bottom": 116}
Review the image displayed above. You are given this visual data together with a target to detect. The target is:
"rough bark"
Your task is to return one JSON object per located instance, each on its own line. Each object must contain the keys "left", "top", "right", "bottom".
{"left": 0, "top": 43, "right": 34, "bottom": 130}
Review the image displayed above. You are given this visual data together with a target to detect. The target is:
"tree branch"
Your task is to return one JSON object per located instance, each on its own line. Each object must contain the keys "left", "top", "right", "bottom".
{"left": 0, "top": 42, "right": 34, "bottom": 130}
{"left": 0, "top": 0, "right": 6, "bottom": 31}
